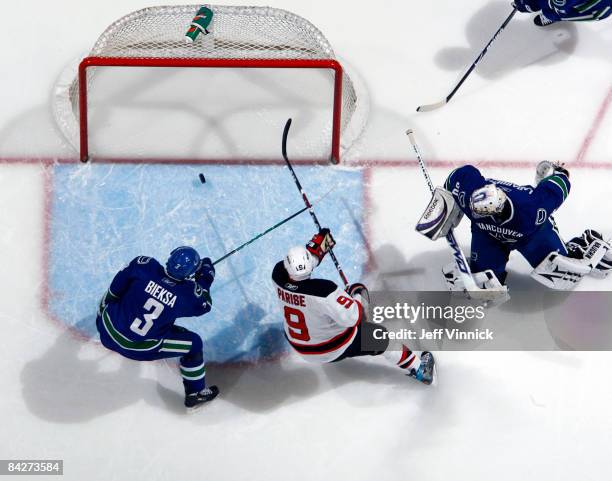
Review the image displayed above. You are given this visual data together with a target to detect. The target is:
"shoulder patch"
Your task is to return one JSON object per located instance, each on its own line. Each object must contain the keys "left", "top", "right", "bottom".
{"left": 136, "top": 256, "right": 152, "bottom": 264}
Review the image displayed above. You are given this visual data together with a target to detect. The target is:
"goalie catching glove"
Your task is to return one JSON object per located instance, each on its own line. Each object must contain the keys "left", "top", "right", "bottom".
{"left": 416, "top": 187, "right": 464, "bottom": 241}
{"left": 534, "top": 160, "right": 569, "bottom": 185}
{"left": 307, "top": 228, "right": 336, "bottom": 262}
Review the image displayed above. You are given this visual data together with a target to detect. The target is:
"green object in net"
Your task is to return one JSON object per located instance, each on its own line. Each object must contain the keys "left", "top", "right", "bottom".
{"left": 185, "top": 5, "right": 214, "bottom": 43}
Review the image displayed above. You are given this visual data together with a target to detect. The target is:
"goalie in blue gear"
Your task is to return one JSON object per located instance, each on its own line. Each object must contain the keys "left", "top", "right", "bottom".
{"left": 513, "top": 0, "right": 612, "bottom": 26}
{"left": 95, "top": 246, "right": 219, "bottom": 411}
{"left": 416, "top": 162, "right": 612, "bottom": 294}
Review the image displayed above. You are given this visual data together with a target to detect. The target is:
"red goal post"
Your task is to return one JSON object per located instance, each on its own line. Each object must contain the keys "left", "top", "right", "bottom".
{"left": 58, "top": 5, "right": 367, "bottom": 164}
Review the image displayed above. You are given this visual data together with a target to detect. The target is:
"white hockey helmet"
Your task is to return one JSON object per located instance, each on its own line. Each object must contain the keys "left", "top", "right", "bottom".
{"left": 470, "top": 184, "right": 508, "bottom": 216}
{"left": 284, "top": 245, "right": 316, "bottom": 281}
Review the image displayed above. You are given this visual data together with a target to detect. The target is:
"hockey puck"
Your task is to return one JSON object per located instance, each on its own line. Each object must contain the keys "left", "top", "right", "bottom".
{"left": 198, "top": 173, "right": 206, "bottom": 184}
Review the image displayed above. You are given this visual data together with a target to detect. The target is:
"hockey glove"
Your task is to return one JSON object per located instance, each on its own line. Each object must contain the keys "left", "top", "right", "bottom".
{"left": 307, "top": 228, "right": 336, "bottom": 261}
{"left": 195, "top": 257, "right": 215, "bottom": 288}
{"left": 512, "top": 0, "right": 541, "bottom": 13}
{"left": 535, "top": 161, "right": 570, "bottom": 184}
{"left": 553, "top": 163, "right": 569, "bottom": 179}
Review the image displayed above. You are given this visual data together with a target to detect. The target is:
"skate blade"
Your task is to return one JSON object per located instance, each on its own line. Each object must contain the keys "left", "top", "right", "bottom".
{"left": 185, "top": 397, "right": 218, "bottom": 414}
{"left": 186, "top": 402, "right": 212, "bottom": 414}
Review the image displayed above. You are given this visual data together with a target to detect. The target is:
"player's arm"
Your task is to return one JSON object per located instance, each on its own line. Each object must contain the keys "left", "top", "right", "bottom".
{"left": 532, "top": 162, "right": 571, "bottom": 217}
{"left": 323, "top": 285, "right": 364, "bottom": 328}
{"left": 444, "top": 164, "right": 488, "bottom": 202}
{"left": 188, "top": 258, "right": 215, "bottom": 316}
{"left": 190, "top": 283, "right": 213, "bottom": 316}
{"left": 99, "top": 257, "right": 147, "bottom": 314}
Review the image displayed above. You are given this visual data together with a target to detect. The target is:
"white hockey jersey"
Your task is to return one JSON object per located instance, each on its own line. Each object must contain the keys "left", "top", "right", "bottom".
{"left": 272, "top": 262, "right": 363, "bottom": 363}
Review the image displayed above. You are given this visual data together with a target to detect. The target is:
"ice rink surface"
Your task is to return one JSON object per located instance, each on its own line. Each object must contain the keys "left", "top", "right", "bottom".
{"left": 1, "top": 1, "right": 612, "bottom": 480}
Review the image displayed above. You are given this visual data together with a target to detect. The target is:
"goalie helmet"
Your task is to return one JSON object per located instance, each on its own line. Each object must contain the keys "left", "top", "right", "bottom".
{"left": 166, "top": 246, "right": 201, "bottom": 280}
{"left": 284, "top": 246, "right": 316, "bottom": 281}
{"left": 470, "top": 184, "right": 508, "bottom": 217}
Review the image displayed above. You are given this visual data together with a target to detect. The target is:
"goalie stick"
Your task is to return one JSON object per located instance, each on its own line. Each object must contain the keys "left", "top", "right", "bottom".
{"left": 282, "top": 118, "right": 350, "bottom": 290}
{"left": 406, "top": 129, "right": 507, "bottom": 302}
{"left": 416, "top": 7, "right": 517, "bottom": 113}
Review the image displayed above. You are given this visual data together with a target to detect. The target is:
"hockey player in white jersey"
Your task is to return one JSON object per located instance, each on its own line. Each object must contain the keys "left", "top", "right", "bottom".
{"left": 272, "top": 228, "right": 435, "bottom": 385}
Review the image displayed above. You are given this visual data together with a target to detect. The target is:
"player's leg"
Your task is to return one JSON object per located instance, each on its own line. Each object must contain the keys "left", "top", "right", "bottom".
{"left": 518, "top": 218, "right": 567, "bottom": 266}
{"left": 469, "top": 227, "right": 511, "bottom": 284}
{"left": 159, "top": 325, "right": 219, "bottom": 410}
{"left": 95, "top": 315, "right": 218, "bottom": 409}
{"left": 518, "top": 220, "right": 606, "bottom": 289}
{"left": 332, "top": 322, "right": 435, "bottom": 385}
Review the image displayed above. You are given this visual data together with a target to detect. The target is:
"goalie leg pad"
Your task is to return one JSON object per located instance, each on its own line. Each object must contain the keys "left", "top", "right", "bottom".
{"left": 530, "top": 252, "right": 592, "bottom": 290}
{"left": 416, "top": 187, "right": 464, "bottom": 241}
{"left": 566, "top": 230, "right": 612, "bottom": 278}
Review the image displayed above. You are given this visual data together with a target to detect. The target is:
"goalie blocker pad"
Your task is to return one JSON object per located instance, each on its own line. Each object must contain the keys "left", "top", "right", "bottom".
{"left": 531, "top": 240, "right": 609, "bottom": 290}
{"left": 416, "top": 187, "right": 464, "bottom": 241}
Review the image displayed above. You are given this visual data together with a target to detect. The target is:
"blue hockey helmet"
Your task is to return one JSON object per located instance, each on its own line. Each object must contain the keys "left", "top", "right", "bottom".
{"left": 166, "top": 246, "right": 201, "bottom": 280}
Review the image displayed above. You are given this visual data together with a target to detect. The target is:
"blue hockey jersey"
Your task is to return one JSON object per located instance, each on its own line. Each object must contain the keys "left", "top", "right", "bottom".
{"left": 526, "top": 0, "right": 611, "bottom": 21}
{"left": 103, "top": 256, "right": 212, "bottom": 341}
{"left": 444, "top": 165, "right": 571, "bottom": 245}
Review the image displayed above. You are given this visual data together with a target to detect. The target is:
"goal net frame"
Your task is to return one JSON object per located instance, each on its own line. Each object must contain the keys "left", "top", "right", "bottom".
{"left": 77, "top": 56, "right": 345, "bottom": 163}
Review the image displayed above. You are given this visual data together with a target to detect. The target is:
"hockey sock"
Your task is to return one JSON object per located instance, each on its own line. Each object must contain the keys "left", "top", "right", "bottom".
{"left": 383, "top": 344, "right": 421, "bottom": 373}
{"left": 180, "top": 352, "right": 206, "bottom": 394}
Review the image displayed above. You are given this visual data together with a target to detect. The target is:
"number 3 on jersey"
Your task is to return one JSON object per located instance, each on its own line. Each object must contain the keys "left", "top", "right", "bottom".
{"left": 130, "top": 297, "right": 164, "bottom": 336}
{"left": 284, "top": 306, "right": 310, "bottom": 341}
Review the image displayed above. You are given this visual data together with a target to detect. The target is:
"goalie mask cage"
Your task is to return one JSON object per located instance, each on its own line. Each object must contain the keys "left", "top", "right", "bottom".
{"left": 55, "top": 4, "right": 367, "bottom": 164}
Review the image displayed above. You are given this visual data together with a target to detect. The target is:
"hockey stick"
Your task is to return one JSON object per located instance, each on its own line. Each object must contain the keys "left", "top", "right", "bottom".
{"left": 212, "top": 186, "right": 336, "bottom": 266}
{"left": 406, "top": 129, "right": 506, "bottom": 302}
{"left": 416, "top": 7, "right": 517, "bottom": 112}
{"left": 281, "top": 118, "right": 350, "bottom": 289}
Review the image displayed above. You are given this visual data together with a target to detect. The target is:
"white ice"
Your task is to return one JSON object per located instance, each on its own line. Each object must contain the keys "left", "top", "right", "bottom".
{"left": 1, "top": 1, "right": 612, "bottom": 480}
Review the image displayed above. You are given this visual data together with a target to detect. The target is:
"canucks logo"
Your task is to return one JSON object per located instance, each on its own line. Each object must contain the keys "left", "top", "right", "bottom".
{"left": 535, "top": 209, "right": 547, "bottom": 226}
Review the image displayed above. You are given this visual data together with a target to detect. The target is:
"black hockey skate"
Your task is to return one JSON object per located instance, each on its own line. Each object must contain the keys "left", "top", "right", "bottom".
{"left": 408, "top": 352, "right": 436, "bottom": 385}
{"left": 185, "top": 385, "right": 219, "bottom": 411}
{"left": 534, "top": 14, "right": 557, "bottom": 27}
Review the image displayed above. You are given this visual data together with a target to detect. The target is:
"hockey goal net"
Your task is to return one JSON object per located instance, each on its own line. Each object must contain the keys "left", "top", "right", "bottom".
{"left": 54, "top": 5, "right": 367, "bottom": 163}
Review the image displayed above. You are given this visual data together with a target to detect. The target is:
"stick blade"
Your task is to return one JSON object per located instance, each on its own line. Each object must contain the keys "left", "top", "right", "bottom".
{"left": 405, "top": 129, "right": 417, "bottom": 146}
{"left": 416, "top": 99, "right": 447, "bottom": 113}
{"left": 282, "top": 118, "right": 292, "bottom": 160}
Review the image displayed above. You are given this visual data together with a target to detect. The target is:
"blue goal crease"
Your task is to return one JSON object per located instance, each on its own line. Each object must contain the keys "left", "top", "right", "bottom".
{"left": 47, "top": 163, "right": 366, "bottom": 363}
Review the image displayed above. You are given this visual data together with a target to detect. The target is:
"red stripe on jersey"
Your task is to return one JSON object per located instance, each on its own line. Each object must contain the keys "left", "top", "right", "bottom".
{"left": 287, "top": 324, "right": 358, "bottom": 355}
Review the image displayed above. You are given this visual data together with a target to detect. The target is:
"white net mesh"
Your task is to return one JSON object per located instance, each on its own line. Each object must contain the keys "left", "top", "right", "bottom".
{"left": 91, "top": 5, "right": 335, "bottom": 60}
{"left": 55, "top": 5, "right": 367, "bottom": 161}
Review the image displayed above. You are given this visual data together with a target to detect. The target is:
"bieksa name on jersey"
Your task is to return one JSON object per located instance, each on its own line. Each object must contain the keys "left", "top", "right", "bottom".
{"left": 144, "top": 280, "right": 178, "bottom": 308}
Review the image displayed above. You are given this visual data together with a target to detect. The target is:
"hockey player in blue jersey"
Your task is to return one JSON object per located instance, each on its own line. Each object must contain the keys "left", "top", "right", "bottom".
{"left": 96, "top": 246, "right": 219, "bottom": 411}
{"left": 416, "top": 161, "right": 612, "bottom": 295}
{"left": 513, "top": 0, "right": 612, "bottom": 26}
